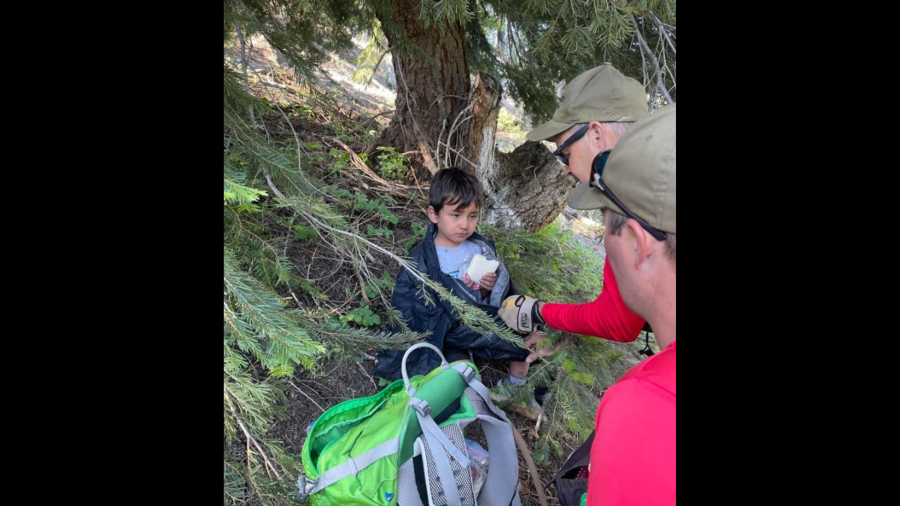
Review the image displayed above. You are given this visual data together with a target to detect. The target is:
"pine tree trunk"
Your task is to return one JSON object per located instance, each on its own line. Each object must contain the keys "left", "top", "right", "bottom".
{"left": 469, "top": 72, "right": 503, "bottom": 177}
{"left": 378, "top": 1, "right": 573, "bottom": 232}
{"left": 379, "top": 0, "right": 472, "bottom": 175}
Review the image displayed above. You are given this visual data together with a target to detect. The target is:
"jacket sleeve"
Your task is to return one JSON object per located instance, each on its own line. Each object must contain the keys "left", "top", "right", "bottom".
{"left": 391, "top": 266, "right": 441, "bottom": 335}
{"left": 375, "top": 266, "right": 449, "bottom": 380}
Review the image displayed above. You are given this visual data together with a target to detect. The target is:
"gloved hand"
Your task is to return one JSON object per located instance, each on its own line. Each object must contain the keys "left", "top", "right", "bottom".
{"left": 498, "top": 295, "right": 544, "bottom": 333}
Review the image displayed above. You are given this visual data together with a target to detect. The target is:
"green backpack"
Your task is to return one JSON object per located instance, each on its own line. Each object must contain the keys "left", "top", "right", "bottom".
{"left": 298, "top": 343, "right": 522, "bottom": 506}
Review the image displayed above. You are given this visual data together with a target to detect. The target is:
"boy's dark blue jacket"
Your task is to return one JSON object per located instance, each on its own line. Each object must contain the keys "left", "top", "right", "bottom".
{"left": 374, "top": 223, "right": 529, "bottom": 380}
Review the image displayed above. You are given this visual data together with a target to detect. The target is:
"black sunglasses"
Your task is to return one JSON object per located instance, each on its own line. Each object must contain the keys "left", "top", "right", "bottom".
{"left": 552, "top": 124, "right": 589, "bottom": 166}
{"left": 591, "top": 151, "right": 668, "bottom": 241}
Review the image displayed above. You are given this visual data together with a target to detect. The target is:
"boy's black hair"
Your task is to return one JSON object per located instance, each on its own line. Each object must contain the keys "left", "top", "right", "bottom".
{"left": 429, "top": 167, "right": 484, "bottom": 214}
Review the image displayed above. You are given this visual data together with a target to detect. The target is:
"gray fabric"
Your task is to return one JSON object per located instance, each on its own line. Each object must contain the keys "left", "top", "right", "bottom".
{"left": 420, "top": 420, "right": 462, "bottom": 506}
{"left": 438, "top": 239, "right": 508, "bottom": 307}
{"left": 471, "top": 380, "right": 510, "bottom": 421}
{"left": 420, "top": 423, "right": 476, "bottom": 506}
{"left": 466, "top": 236, "right": 511, "bottom": 307}
{"left": 451, "top": 364, "right": 520, "bottom": 506}
{"left": 309, "top": 438, "right": 399, "bottom": 494}
{"left": 473, "top": 414, "right": 519, "bottom": 506}
{"left": 435, "top": 240, "right": 482, "bottom": 280}
{"left": 453, "top": 365, "right": 509, "bottom": 422}
{"left": 398, "top": 450, "right": 426, "bottom": 506}
{"left": 452, "top": 363, "right": 476, "bottom": 384}
{"left": 393, "top": 367, "right": 520, "bottom": 506}
{"left": 417, "top": 410, "right": 471, "bottom": 468}
{"left": 407, "top": 397, "right": 432, "bottom": 417}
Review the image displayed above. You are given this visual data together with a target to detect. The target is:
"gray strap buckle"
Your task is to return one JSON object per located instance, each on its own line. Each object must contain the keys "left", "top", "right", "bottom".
{"left": 297, "top": 475, "right": 317, "bottom": 502}
{"left": 453, "top": 363, "right": 476, "bottom": 384}
{"left": 408, "top": 397, "right": 431, "bottom": 417}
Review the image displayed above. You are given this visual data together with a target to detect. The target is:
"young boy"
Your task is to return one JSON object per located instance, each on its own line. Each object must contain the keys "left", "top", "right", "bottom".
{"left": 374, "top": 167, "right": 548, "bottom": 403}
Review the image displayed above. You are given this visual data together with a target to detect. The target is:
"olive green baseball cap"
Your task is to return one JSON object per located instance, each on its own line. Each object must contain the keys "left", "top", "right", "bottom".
{"left": 526, "top": 64, "right": 649, "bottom": 142}
{"left": 567, "top": 103, "right": 676, "bottom": 235}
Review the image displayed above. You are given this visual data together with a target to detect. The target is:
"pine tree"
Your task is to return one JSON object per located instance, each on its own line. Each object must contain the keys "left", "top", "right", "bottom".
{"left": 224, "top": 5, "right": 529, "bottom": 502}
{"left": 223, "top": 1, "right": 674, "bottom": 502}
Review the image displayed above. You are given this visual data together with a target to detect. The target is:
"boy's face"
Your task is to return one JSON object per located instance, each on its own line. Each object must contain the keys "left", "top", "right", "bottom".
{"left": 428, "top": 202, "right": 480, "bottom": 248}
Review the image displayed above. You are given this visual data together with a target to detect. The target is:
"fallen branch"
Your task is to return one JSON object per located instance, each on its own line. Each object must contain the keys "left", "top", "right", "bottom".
{"left": 330, "top": 137, "right": 428, "bottom": 200}
{"left": 288, "top": 381, "right": 326, "bottom": 413}
{"left": 258, "top": 80, "right": 294, "bottom": 91}
{"left": 358, "top": 362, "right": 378, "bottom": 390}
{"left": 354, "top": 264, "right": 372, "bottom": 305}
{"left": 332, "top": 137, "right": 392, "bottom": 186}
{"left": 225, "top": 385, "right": 283, "bottom": 480}
{"left": 361, "top": 109, "right": 395, "bottom": 129}
{"left": 513, "top": 427, "right": 549, "bottom": 506}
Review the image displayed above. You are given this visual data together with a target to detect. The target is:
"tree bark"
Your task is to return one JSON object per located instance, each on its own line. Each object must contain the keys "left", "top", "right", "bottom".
{"left": 379, "top": 0, "right": 471, "bottom": 175}
{"left": 378, "top": 1, "right": 573, "bottom": 232}
{"left": 479, "top": 141, "right": 576, "bottom": 233}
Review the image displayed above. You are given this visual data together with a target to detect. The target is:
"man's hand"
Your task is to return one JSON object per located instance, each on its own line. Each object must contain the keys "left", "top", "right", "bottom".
{"left": 499, "top": 295, "right": 542, "bottom": 333}
{"left": 524, "top": 331, "right": 565, "bottom": 363}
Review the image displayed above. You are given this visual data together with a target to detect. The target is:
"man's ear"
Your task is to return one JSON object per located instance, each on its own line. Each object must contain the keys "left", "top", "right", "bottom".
{"left": 626, "top": 218, "right": 655, "bottom": 269}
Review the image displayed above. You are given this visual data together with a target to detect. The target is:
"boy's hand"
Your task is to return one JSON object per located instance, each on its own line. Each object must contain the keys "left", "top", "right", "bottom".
{"left": 463, "top": 273, "right": 478, "bottom": 289}
{"left": 479, "top": 272, "right": 497, "bottom": 291}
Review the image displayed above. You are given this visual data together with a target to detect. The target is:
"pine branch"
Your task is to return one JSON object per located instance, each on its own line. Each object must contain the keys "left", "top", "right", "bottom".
{"left": 224, "top": 248, "right": 325, "bottom": 375}
{"left": 298, "top": 315, "right": 425, "bottom": 351}
{"left": 233, "top": 14, "right": 255, "bottom": 124}
{"left": 265, "top": 173, "right": 523, "bottom": 348}
{"left": 226, "top": 384, "right": 283, "bottom": 480}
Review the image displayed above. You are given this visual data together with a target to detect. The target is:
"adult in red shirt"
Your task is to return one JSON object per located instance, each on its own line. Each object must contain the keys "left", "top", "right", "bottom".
{"left": 499, "top": 64, "right": 650, "bottom": 343}
{"left": 580, "top": 103, "right": 676, "bottom": 506}
{"left": 501, "top": 67, "right": 676, "bottom": 506}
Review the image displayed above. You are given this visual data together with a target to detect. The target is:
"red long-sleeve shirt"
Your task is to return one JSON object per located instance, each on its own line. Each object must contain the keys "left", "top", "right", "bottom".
{"left": 540, "top": 260, "right": 646, "bottom": 341}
